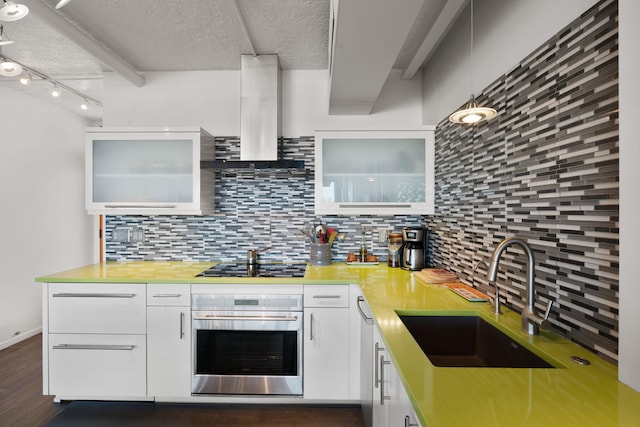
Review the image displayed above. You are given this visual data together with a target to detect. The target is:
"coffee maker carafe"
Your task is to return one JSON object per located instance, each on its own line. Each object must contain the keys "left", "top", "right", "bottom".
{"left": 400, "top": 226, "right": 427, "bottom": 270}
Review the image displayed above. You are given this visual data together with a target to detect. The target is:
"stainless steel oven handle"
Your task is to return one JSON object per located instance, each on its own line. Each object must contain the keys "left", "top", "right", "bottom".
{"left": 312, "top": 295, "right": 342, "bottom": 299}
{"left": 193, "top": 315, "right": 299, "bottom": 321}
{"left": 153, "top": 294, "right": 182, "bottom": 298}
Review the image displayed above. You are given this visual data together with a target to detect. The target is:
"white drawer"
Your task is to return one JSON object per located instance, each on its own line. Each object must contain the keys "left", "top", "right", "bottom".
{"left": 304, "top": 284, "right": 349, "bottom": 308}
{"left": 48, "top": 283, "right": 146, "bottom": 334}
{"left": 48, "top": 333, "right": 146, "bottom": 397}
{"left": 147, "top": 283, "right": 190, "bottom": 306}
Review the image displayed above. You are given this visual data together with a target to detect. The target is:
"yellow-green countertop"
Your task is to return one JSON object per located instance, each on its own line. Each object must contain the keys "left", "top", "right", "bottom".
{"left": 37, "top": 261, "right": 640, "bottom": 426}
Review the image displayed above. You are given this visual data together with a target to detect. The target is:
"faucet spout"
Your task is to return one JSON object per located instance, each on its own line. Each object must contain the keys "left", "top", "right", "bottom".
{"left": 487, "top": 237, "right": 551, "bottom": 335}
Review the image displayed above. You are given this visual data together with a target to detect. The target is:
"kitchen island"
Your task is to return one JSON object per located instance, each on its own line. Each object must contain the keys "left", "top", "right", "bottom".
{"left": 37, "top": 261, "right": 640, "bottom": 427}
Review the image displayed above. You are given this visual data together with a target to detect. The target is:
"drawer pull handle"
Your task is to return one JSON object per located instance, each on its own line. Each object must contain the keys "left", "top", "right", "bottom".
{"left": 52, "top": 293, "right": 136, "bottom": 298}
{"left": 312, "top": 295, "right": 342, "bottom": 299}
{"left": 152, "top": 294, "right": 182, "bottom": 298}
{"left": 52, "top": 344, "right": 135, "bottom": 351}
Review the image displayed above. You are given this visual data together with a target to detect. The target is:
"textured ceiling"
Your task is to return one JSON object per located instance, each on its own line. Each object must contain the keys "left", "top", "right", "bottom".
{"left": 0, "top": 0, "right": 460, "bottom": 121}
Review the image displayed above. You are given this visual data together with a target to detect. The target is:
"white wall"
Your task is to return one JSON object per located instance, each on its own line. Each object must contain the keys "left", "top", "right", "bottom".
{"left": 422, "top": 0, "right": 600, "bottom": 125}
{"left": 618, "top": 0, "right": 640, "bottom": 392}
{"left": 0, "top": 85, "right": 94, "bottom": 349}
{"left": 103, "top": 69, "right": 432, "bottom": 133}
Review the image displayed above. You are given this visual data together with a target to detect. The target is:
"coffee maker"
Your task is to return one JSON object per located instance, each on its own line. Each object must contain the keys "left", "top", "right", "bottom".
{"left": 400, "top": 226, "right": 427, "bottom": 270}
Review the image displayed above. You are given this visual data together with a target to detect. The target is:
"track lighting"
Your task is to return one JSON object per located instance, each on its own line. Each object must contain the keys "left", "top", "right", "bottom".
{"left": 19, "top": 72, "right": 30, "bottom": 85}
{"left": 449, "top": 0, "right": 496, "bottom": 124}
{"left": 80, "top": 98, "right": 88, "bottom": 110}
{"left": 55, "top": 0, "right": 71, "bottom": 9}
{"left": 51, "top": 84, "right": 61, "bottom": 97}
{"left": 0, "top": 1, "right": 29, "bottom": 22}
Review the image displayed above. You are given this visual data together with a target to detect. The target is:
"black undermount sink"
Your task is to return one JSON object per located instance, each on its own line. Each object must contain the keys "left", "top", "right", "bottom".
{"left": 398, "top": 314, "right": 555, "bottom": 368}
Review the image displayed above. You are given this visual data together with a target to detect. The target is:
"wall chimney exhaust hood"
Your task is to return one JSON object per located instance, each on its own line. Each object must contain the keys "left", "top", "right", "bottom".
{"left": 201, "top": 54, "right": 304, "bottom": 170}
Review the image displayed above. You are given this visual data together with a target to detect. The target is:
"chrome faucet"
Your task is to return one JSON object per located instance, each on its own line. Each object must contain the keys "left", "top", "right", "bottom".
{"left": 473, "top": 260, "right": 501, "bottom": 314}
{"left": 487, "top": 238, "right": 553, "bottom": 335}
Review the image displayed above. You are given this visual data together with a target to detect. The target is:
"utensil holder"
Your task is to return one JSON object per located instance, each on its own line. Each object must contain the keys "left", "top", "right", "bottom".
{"left": 310, "top": 243, "right": 332, "bottom": 266}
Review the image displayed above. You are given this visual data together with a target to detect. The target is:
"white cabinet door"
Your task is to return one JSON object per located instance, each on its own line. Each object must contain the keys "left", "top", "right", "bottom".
{"left": 147, "top": 306, "right": 191, "bottom": 397}
{"left": 303, "top": 307, "right": 350, "bottom": 399}
{"left": 314, "top": 130, "right": 435, "bottom": 215}
{"left": 85, "top": 127, "right": 215, "bottom": 215}
{"left": 372, "top": 326, "right": 422, "bottom": 427}
{"left": 48, "top": 334, "right": 146, "bottom": 397}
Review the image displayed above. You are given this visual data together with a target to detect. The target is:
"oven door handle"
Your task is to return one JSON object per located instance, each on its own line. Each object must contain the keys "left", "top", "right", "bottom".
{"left": 193, "top": 315, "right": 299, "bottom": 321}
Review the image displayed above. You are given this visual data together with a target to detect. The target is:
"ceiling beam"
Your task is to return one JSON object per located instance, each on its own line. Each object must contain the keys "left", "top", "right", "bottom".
{"left": 401, "top": 0, "right": 469, "bottom": 80}
{"left": 22, "top": 0, "right": 145, "bottom": 87}
{"left": 328, "top": 0, "right": 423, "bottom": 115}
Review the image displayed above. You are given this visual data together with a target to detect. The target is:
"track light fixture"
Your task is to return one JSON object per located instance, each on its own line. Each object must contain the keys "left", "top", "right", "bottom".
{"left": 0, "top": 0, "right": 29, "bottom": 22}
{"left": 0, "top": 24, "right": 14, "bottom": 45}
{"left": 80, "top": 98, "right": 88, "bottom": 110}
{"left": 0, "top": 24, "right": 20, "bottom": 76}
{"left": 19, "top": 72, "right": 30, "bottom": 84}
{"left": 55, "top": 0, "right": 71, "bottom": 9}
{"left": 449, "top": 0, "right": 496, "bottom": 124}
{"left": 51, "top": 84, "right": 61, "bottom": 97}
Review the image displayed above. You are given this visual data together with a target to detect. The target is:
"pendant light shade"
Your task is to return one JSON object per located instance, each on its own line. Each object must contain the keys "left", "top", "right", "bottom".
{"left": 0, "top": 57, "right": 21, "bottom": 76}
{"left": 449, "top": 94, "right": 497, "bottom": 124}
{"left": 0, "top": 1, "right": 29, "bottom": 22}
{"left": 449, "top": 0, "right": 496, "bottom": 125}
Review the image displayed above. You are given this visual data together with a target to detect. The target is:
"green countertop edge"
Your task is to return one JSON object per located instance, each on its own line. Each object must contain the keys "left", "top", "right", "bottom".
{"left": 36, "top": 261, "right": 640, "bottom": 427}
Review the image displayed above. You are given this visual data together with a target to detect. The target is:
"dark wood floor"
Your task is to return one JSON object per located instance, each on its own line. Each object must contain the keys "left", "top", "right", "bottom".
{"left": 0, "top": 334, "right": 364, "bottom": 427}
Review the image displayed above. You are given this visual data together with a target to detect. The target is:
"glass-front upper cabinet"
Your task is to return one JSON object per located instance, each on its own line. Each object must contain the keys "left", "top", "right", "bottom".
{"left": 314, "top": 130, "right": 434, "bottom": 215}
{"left": 86, "top": 127, "right": 215, "bottom": 215}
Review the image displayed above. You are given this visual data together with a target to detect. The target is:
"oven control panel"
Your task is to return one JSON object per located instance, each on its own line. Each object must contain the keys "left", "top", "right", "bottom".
{"left": 192, "top": 294, "right": 303, "bottom": 311}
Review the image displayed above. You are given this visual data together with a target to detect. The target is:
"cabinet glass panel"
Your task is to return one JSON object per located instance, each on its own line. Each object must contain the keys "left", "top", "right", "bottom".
{"left": 92, "top": 139, "right": 193, "bottom": 203}
{"left": 321, "top": 138, "right": 426, "bottom": 204}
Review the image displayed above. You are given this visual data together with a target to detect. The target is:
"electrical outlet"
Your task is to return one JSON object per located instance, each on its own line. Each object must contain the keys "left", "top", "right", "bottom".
{"left": 377, "top": 228, "right": 389, "bottom": 243}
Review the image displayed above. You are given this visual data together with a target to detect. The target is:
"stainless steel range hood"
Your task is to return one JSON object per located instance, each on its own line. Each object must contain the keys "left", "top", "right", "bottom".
{"left": 202, "top": 54, "right": 304, "bottom": 170}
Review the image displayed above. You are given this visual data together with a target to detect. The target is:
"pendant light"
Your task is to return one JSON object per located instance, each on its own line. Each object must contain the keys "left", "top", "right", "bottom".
{"left": 0, "top": 0, "right": 29, "bottom": 22}
{"left": 449, "top": 0, "right": 496, "bottom": 124}
{"left": 0, "top": 25, "right": 21, "bottom": 76}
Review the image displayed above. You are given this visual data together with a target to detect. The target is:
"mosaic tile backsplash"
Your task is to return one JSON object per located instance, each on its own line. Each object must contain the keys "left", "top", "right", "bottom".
{"left": 427, "top": 0, "right": 619, "bottom": 362}
{"left": 106, "top": 136, "right": 423, "bottom": 264}
{"left": 107, "top": 0, "right": 618, "bottom": 363}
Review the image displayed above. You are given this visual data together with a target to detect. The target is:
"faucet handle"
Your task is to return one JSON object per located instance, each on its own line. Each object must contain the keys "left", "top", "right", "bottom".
{"left": 543, "top": 300, "right": 553, "bottom": 320}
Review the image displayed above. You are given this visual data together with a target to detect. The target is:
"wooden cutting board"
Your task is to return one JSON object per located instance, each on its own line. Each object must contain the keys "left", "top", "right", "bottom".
{"left": 413, "top": 270, "right": 490, "bottom": 302}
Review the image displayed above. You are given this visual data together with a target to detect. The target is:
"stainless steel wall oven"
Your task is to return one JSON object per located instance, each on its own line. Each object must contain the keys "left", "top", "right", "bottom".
{"left": 191, "top": 292, "right": 303, "bottom": 396}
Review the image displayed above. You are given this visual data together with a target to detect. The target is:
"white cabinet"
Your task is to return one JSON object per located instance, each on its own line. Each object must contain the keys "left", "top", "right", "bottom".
{"left": 314, "top": 130, "right": 434, "bottom": 215}
{"left": 45, "top": 283, "right": 147, "bottom": 398}
{"left": 303, "top": 284, "right": 350, "bottom": 400}
{"left": 147, "top": 283, "right": 191, "bottom": 398}
{"left": 373, "top": 326, "right": 422, "bottom": 427}
{"left": 85, "top": 127, "right": 215, "bottom": 215}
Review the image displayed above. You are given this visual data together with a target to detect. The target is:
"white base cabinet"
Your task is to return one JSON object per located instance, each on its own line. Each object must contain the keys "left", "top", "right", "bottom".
{"left": 372, "top": 326, "right": 421, "bottom": 427}
{"left": 45, "top": 283, "right": 147, "bottom": 398}
{"left": 303, "top": 285, "right": 350, "bottom": 400}
{"left": 146, "top": 284, "right": 191, "bottom": 398}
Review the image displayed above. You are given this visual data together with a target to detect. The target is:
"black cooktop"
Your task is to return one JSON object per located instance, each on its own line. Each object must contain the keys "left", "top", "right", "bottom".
{"left": 195, "top": 263, "right": 307, "bottom": 278}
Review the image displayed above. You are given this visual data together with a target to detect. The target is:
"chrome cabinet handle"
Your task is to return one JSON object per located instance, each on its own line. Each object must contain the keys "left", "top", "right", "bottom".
{"left": 52, "top": 293, "right": 136, "bottom": 298}
{"left": 153, "top": 294, "right": 182, "bottom": 298}
{"left": 357, "top": 296, "right": 373, "bottom": 325}
{"left": 312, "top": 295, "right": 342, "bottom": 299}
{"left": 180, "top": 311, "right": 185, "bottom": 339}
{"left": 380, "top": 355, "right": 391, "bottom": 405}
{"left": 193, "top": 315, "right": 298, "bottom": 321}
{"left": 310, "top": 313, "right": 315, "bottom": 341}
{"left": 405, "top": 415, "right": 419, "bottom": 427}
{"left": 52, "top": 344, "right": 135, "bottom": 351}
{"left": 374, "top": 342, "right": 385, "bottom": 388}
{"left": 104, "top": 204, "right": 178, "bottom": 209}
